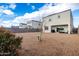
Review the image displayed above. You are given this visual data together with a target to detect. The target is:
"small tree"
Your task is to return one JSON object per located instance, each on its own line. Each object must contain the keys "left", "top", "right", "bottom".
{"left": 0, "top": 27, "right": 22, "bottom": 56}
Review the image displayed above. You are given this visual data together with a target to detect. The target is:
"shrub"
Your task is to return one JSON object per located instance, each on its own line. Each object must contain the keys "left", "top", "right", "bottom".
{"left": 0, "top": 27, "right": 23, "bottom": 56}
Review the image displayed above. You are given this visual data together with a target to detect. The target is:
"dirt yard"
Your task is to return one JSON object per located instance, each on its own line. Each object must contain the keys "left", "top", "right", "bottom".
{"left": 15, "top": 32, "right": 79, "bottom": 56}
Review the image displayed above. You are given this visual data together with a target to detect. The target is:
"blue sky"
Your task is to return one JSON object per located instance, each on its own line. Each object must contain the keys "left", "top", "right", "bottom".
{"left": 0, "top": 3, "right": 79, "bottom": 28}
{"left": 0, "top": 3, "right": 45, "bottom": 20}
{"left": 12, "top": 3, "right": 45, "bottom": 16}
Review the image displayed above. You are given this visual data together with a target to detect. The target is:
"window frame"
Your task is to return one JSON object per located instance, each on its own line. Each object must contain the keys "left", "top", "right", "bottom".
{"left": 58, "top": 15, "right": 60, "bottom": 19}
{"left": 49, "top": 19, "right": 51, "bottom": 22}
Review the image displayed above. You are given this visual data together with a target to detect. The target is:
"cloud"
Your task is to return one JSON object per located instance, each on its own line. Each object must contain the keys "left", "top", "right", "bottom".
{"left": 32, "top": 5, "right": 35, "bottom": 10}
{"left": 0, "top": 6, "right": 4, "bottom": 9}
{"left": 6, "top": 11, "right": 41, "bottom": 27}
{"left": 0, "top": 4, "right": 15, "bottom": 15}
{"left": 0, "top": 19, "right": 3, "bottom": 23}
{"left": 38, "top": 3, "right": 79, "bottom": 17}
{"left": 0, "top": 5, "right": 9, "bottom": 11}
{"left": 3, "top": 10, "right": 14, "bottom": 15}
{"left": 0, "top": 20, "right": 12, "bottom": 27}
{"left": 0, "top": 18, "right": 19, "bottom": 27}
{"left": 9, "top": 3, "right": 16, "bottom": 9}
{"left": 24, "top": 12, "right": 39, "bottom": 18}
{"left": 0, "top": 6, "right": 5, "bottom": 13}
{"left": 12, "top": 16, "right": 26, "bottom": 23}
{"left": 24, "top": 3, "right": 76, "bottom": 19}
{"left": 54, "top": 3, "right": 79, "bottom": 11}
{"left": 27, "top": 3, "right": 30, "bottom": 6}
{"left": 24, "top": 3, "right": 79, "bottom": 18}
{"left": 0, "top": 5, "right": 15, "bottom": 27}
{"left": 73, "top": 17, "right": 79, "bottom": 27}
{"left": 24, "top": 3, "right": 79, "bottom": 21}
{"left": 39, "top": 3, "right": 54, "bottom": 10}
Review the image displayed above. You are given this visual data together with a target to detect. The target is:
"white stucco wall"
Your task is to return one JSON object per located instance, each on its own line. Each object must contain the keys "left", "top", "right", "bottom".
{"left": 27, "top": 20, "right": 41, "bottom": 29}
{"left": 43, "top": 9, "right": 73, "bottom": 34}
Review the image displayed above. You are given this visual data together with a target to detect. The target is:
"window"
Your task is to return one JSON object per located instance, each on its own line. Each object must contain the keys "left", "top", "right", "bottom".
{"left": 49, "top": 19, "right": 51, "bottom": 21}
{"left": 44, "top": 26, "right": 48, "bottom": 30}
{"left": 58, "top": 15, "right": 60, "bottom": 18}
{"left": 38, "top": 23, "right": 40, "bottom": 25}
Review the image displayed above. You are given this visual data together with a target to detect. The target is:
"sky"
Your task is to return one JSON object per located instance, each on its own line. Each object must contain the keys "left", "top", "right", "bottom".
{"left": 0, "top": 3, "right": 79, "bottom": 28}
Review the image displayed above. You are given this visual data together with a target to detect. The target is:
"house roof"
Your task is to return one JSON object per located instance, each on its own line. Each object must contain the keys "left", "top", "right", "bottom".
{"left": 27, "top": 20, "right": 41, "bottom": 23}
{"left": 43, "top": 9, "right": 71, "bottom": 19}
{"left": 20, "top": 23, "right": 27, "bottom": 25}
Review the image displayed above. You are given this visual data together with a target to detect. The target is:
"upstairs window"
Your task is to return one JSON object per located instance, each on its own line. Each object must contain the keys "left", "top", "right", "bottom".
{"left": 58, "top": 15, "right": 60, "bottom": 19}
{"left": 38, "top": 23, "right": 40, "bottom": 25}
{"left": 49, "top": 19, "right": 51, "bottom": 21}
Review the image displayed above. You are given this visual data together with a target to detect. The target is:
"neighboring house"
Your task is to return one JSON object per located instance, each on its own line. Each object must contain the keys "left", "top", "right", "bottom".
{"left": 19, "top": 23, "right": 27, "bottom": 28}
{"left": 11, "top": 26, "right": 19, "bottom": 28}
{"left": 43, "top": 9, "right": 73, "bottom": 34}
{"left": 27, "top": 20, "right": 41, "bottom": 29}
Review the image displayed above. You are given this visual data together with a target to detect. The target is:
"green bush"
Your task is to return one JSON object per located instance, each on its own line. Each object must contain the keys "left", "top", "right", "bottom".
{"left": 0, "top": 27, "right": 23, "bottom": 56}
